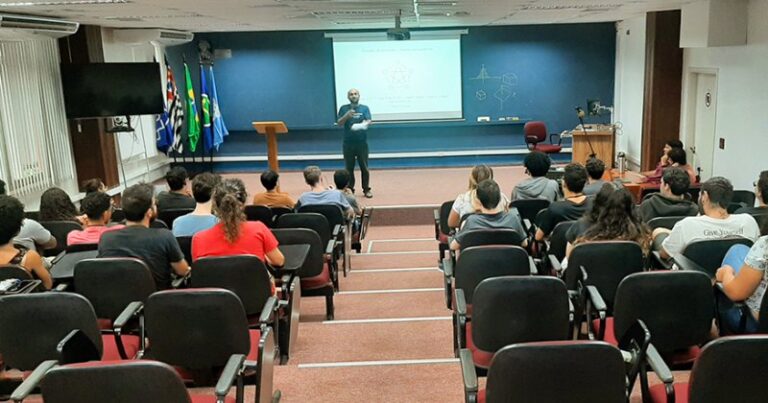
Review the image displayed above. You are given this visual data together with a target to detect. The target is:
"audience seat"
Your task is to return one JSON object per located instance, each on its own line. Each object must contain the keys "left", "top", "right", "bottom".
{"left": 510, "top": 199, "right": 550, "bottom": 233}
{"left": 175, "top": 235, "right": 193, "bottom": 264}
{"left": 646, "top": 216, "right": 687, "bottom": 231}
{"left": 244, "top": 205, "right": 274, "bottom": 227}
{"left": 0, "top": 264, "right": 33, "bottom": 282}
{"left": 157, "top": 208, "right": 194, "bottom": 230}
{"left": 297, "top": 204, "right": 350, "bottom": 277}
{"left": 656, "top": 237, "right": 754, "bottom": 275}
{"left": 524, "top": 121, "right": 562, "bottom": 154}
{"left": 276, "top": 212, "right": 340, "bottom": 290}
{"left": 433, "top": 200, "right": 454, "bottom": 264}
{"left": 39, "top": 221, "right": 82, "bottom": 257}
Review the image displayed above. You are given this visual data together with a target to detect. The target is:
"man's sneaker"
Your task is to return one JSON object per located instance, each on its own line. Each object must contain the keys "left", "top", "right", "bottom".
{"left": 364, "top": 190, "right": 373, "bottom": 198}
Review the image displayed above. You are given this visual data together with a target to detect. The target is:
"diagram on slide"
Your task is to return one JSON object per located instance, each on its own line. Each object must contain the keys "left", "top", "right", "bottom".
{"left": 469, "top": 65, "right": 518, "bottom": 110}
{"left": 382, "top": 61, "right": 413, "bottom": 88}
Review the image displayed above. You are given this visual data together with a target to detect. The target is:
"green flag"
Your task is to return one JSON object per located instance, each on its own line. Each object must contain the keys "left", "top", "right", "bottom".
{"left": 184, "top": 62, "right": 201, "bottom": 152}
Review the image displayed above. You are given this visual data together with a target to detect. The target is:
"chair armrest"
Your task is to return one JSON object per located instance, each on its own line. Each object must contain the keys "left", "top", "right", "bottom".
{"left": 333, "top": 224, "right": 342, "bottom": 237}
{"left": 585, "top": 285, "right": 607, "bottom": 315}
{"left": 585, "top": 285, "right": 607, "bottom": 340}
{"left": 50, "top": 250, "right": 67, "bottom": 266}
{"left": 523, "top": 218, "right": 532, "bottom": 231}
{"left": 672, "top": 254, "right": 709, "bottom": 275}
{"left": 459, "top": 349, "right": 478, "bottom": 398}
{"left": 547, "top": 254, "right": 562, "bottom": 274}
{"left": 54, "top": 283, "right": 69, "bottom": 291}
{"left": 215, "top": 354, "right": 246, "bottom": 401}
{"left": 114, "top": 301, "right": 144, "bottom": 332}
{"left": 646, "top": 343, "right": 675, "bottom": 394}
{"left": 171, "top": 270, "right": 191, "bottom": 288}
{"left": 10, "top": 360, "right": 58, "bottom": 402}
{"left": 528, "top": 257, "right": 538, "bottom": 275}
{"left": 443, "top": 257, "right": 454, "bottom": 278}
{"left": 549, "top": 132, "right": 562, "bottom": 146}
{"left": 259, "top": 296, "right": 279, "bottom": 327}
{"left": 325, "top": 239, "right": 336, "bottom": 255}
{"left": 651, "top": 250, "right": 673, "bottom": 270}
{"left": 455, "top": 288, "right": 467, "bottom": 317}
{"left": 434, "top": 209, "right": 441, "bottom": 240}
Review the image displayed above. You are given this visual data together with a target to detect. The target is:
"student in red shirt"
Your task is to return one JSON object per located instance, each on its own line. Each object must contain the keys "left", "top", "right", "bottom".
{"left": 192, "top": 178, "right": 284, "bottom": 267}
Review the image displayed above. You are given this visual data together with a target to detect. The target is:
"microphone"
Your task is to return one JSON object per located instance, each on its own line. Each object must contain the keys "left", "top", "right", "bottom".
{"left": 575, "top": 106, "right": 596, "bottom": 159}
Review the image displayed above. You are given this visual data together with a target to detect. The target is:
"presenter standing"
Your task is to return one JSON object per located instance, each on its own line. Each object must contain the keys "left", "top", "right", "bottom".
{"left": 337, "top": 88, "right": 373, "bottom": 198}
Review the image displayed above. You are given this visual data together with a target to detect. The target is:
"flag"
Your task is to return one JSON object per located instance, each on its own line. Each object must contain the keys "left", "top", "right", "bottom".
{"left": 209, "top": 65, "right": 229, "bottom": 150}
{"left": 184, "top": 62, "right": 201, "bottom": 152}
{"left": 166, "top": 58, "right": 184, "bottom": 154}
{"left": 200, "top": 64, "right": 213, "bottom": 153}
{"left": 155, "top": 110, "right": 173, "bottom": 153}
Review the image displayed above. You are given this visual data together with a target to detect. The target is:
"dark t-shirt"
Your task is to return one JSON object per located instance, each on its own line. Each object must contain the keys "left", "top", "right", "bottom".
{"left": 156, "top": 191, "right": 196, "bottom": 212}
{"left": 565, "top": 217, "right": 592, "bottom": 244}
{"left": 536, "top": 198, "right": 592, "bottom": 237}
{"left": 638, "top": 194, "right": 699, "bottom": 222}
{"left": 337, "top": 103, "right": 371, "bottom": 143}
{"left": 98, "top": 226, "right": 184, "bottom": 290}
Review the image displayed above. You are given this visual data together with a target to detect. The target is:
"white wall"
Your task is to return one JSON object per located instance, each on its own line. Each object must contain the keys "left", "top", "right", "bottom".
{"left": 681, "top": 0, "right": 768, "bottom": 190}
{"left": 614, "top": 15, "right": 647, "bottom": 169}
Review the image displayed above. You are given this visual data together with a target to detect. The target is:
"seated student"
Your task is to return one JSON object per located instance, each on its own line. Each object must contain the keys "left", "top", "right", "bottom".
{"left": 156, "top": 166, "right": 196, "bottom": 212}
{"left": 512, "top": 151, "right": 560, "bottom": 202}
{"left": 583, "top": 157, "right": 607, "bottom": 196}
{"left": 534, "top": 163, "right": 592, "bottom": 241}
{"left": 297, "top": 165, "right": 354, "bottom": 220}
{"left": 644, "top": 147, "right": 697, "bottom": 185}
{"left": 98, "top": 183, "right": 190, "bottom": 290}
{"left": 448, "top": 165, "right": 509, "bottom": 228}
{"left": 642, "top": 139, "right": 682, "bottom": 180}
{"left": 638, "top": 167, "right": 699, "bottom": 222}
{"left": 67, "top": 191, "right": 124, "bottom": 246}
{"left": 450, "top": 179, "right": 527, "bottom": 250}
{"left": 251, "top": 169, "right": 295, "bottom": 209}
{"left": 81, "top": 178, "right": 107, "bottom": 194}
{"left": 653, "top": 177, "right": 761, "bottom": 261}
{"left": 39, "top": 187, "right": 85, "bottom": 224}
{"left": 0, "top": 195, "right": 52, "bottom": 289}
{"left": 0, "top": 179, "right": 57, "bottom": 252}
{"left": 565, "top": 182, "right": 613, "bottom": 247}
{"left": 334, "top": 169, "right": 362, "bottom": 216}
{"left": 568, "top": 184, "right": 650, "bottom": 259}
{"left": 192, "top": 179, "right": 284, "bottom": 293}
{"left": 735, "top": 170, "right": 768, "bottom": 215}
{"left": 172, "top": 172, "right": 220, "bottom": 237}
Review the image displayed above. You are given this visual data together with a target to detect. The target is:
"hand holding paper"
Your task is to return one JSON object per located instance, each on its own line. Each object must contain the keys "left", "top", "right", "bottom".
{"left": 350, "top": 121, "right": 370, "bottom": 131}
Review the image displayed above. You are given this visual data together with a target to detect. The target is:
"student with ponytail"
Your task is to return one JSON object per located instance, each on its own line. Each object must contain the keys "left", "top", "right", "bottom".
{"left": 192, "top": 179, "right": 284, "bottom": 283}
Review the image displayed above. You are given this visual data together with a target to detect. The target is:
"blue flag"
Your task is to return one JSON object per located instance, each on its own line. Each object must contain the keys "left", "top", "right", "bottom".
{"left": 155, "top": 107, "right": 174, "bottom": 154}
{"left": 209, "top": 65, "right": 229, "bottom": 150}
{"left": 200, "top": 65, "right": 213, "bottom": 153}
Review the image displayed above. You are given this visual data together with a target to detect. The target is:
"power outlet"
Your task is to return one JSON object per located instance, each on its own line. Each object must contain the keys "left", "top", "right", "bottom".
{"left": 719, "top": 138, "right": 725, "bottom": 150}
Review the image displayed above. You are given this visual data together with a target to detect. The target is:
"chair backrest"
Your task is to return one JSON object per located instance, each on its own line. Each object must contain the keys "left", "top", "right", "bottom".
{"left": 613, "top": 271, "right": 713, "bottom": 354}
{"left": 565, "top": 241, "right": 645, "bottom": 312}
{"left": 458, "top": 229, "right": 524, "bottom": 249}
{"left": 145, "top": 289, "right": 250, "bottom": 370}
{"left": 190, "top": 255, "right": 273, "bottom": 316}
{"left": 485, "top": 341, "right": 626, "bottom": 403}
{"left": 271, "top": 228, "right": 324, "bottom": 279}
{"left": 74, "top": 258, "right": 156, "bottom": 321}
{"left": 65, "top": 243, "right": 98, "bottom": 253}
{"left": 646, "top": 215, "right": 687, "bottom": 230}
{"left": 510, "top": 199, "right": 551, "bottom": 224}
{"left": 276, "top": 213, "right": 332, "bottom": 246}
{"left": 298, "top": 204, "right": 345, "bottom": 229}
{"left": 40, "top": 220, "right": 83, "bottom": 256}
{"left": 682, "top": 237, "right": 754, "bottom": 277}
{"left": 0, "top": 264, "right": 33, "bottom": 281}
{"left": 158, "top": 208, "right": 194, "bottom": 230}
{"left": 150, "top": 219, "right": 168, "bottom": 229}
{"left": 41, "top": 360, "right": 192, "bottom": 403}
{"left": 244, "top": 205, "right": 274, "bottom": 227}
{"left": 472, "top": 276, "right": 570, "bottom": 354}
{"left": 754, "top": 213, "right": 768, "bottom": 236}
{"left": 548, "top": 220, "right": 575, "bottom": 261}
{"left": 732, "top": 190, "right": 756, "bottom": 207}
{"left": 0, "top": 293, "right": 102, "bottom": 370}
{"left": 524, "top": 121, "right": 547, "bottom": 144}
{"left": 176, "top": 236, "right": 193, "bottom": 264}
{"left": 454, "top": 245, "right": 530, "bottom": 304}
{"left": 270, "top": 206, "right": 293, "bottom": 222}
{"left": 110, "top": 208, "right": 126, "bottom": 223}
{"left": 688, "top": 336, "right": 768, "bottom": 403}
{"left": 686, "top": 186, "right": 701, "bottom": 202}
{"left": 438, "top": 200, "right": 453, "bottom": 235}
{"left": 24, "top": 211, "right": 40, "bottom": 221}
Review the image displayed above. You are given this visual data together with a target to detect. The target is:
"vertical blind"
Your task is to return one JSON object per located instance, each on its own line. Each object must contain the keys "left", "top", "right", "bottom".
{"left": 0, "top": 38, "right": 75, "bottom": 197}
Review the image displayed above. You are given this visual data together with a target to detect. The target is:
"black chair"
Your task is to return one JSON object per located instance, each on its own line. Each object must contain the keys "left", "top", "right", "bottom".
{"left": 645, "top": 335, "right": 768, "bottom": 403}
{"left": 65, "top": 243, "right": 98, "bottom": 253}
{"left": 298, "top": 204, "right": 350, "bottom": 277}
{"left": 663, "top": 237, "right": 755, "bottom": 276}
{"left": 73, "top": 258, "right": 154, "bottom": 333}
{"left": 732, "top": 190, "right": 756, "bottom": 208}
{"left": 39, "top": 221, "right": 82, "bottom": 257}
{"left": 590, "top": 271, "right": 713, "bottom": 374}
{"left": 686, "top": 186, "right": 701, "bottom": 202}
{"left": 455, "top": 276, "right": 572, "bottom": 373}
{"left": 245, "top": 205, "right": 274, "bottom": 227}
{"left": 276, "top": 212, "right": 339, "bottom": 289}
{"left": 149, "top": 219, "right": 168, "bottom": 229}
{"left": 510, "top": 199, "right": 550, "bottom": 231}
{"left": 544, "top": 220, "right": 575, "bottom": 273}
{"left": 753, "top": 213, "right": 768, "bottom": 235}
{"left": 11, "top": 359, "right": 246, "bottom": 403}
{"left": 110, "top": 208, "right": 125, "bottom": 223}
{"left": 719, "top": 266, "right": 768, "bottom": 335}
{"left": 272, "top": 228, "right": 335, "bottom": 320}
{"left": 175, "top": 236, "right": 193, "bottom": 264}
{"left": 646, "top": 215, "right": 687, "bottom": 231}
{"left": 144, "top": 289, "right": 278, "bottom": 402}
{"left": 456, "top": 229, "right": 525, "bottom": 250}
{"left": 0, "top": 264, "right": 33, "bottom": 282}
{"left": 270, "top": 206, "right": 293, "bottom": 222}
{"left": 351, "top": 206, "right": 373, "bottom": 254}
{"left": 461, "top": 341, "right": 628, "bottom": 403}
{"left": 0, "top": 293, "right": 140, "bottom": 376}
{"left": 434, "top": 200, "right": 454, "bottom": 263}
{"left": 157, "top": 208, "right": 194, "bottom": 230}
{"left": 23, "top": 211, "right": 40, "bottom": 221}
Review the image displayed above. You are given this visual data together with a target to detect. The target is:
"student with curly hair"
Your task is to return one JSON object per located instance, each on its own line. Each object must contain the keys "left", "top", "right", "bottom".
{"left": 39, "top": 187, "right": 84, "bottom": 224}
{"left": 0, "top": 195, "right": 52, "bottom": 289}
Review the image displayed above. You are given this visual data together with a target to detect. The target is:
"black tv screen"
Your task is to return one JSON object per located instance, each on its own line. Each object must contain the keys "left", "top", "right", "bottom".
{"left": 60, "top": 62, "right": 164, "bottom": 119}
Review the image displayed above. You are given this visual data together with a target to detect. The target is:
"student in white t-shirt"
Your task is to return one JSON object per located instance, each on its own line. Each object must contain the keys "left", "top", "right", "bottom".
{"left": 653, "top": 177, "right": 760, "bottom": 260}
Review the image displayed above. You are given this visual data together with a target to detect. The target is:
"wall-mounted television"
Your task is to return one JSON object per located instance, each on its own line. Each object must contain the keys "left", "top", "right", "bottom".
{"left": 60, "top": 62, "right": 164, "bottom": 119}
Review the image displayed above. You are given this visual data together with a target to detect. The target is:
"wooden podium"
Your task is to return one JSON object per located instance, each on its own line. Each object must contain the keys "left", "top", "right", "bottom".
{"left": 571, "top": 124, "right": 615, "bottom": 165}
{"left": 252, "top": 121, "right": 288, "bottom": 172}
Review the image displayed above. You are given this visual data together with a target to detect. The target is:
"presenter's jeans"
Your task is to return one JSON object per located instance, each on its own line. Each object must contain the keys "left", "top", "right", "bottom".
{"left": 343, "top": 141, "right": 370, "bottom": 192}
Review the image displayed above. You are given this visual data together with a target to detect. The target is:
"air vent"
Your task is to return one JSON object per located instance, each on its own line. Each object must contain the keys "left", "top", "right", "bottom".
{"left": 0, "top": 13, "right": 78, "bottom": 37}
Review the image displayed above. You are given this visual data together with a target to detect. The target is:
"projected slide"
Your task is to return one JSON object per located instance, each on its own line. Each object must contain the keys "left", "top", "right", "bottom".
{"left": 333, "top": 38, "right": 463, "bottom": 121}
